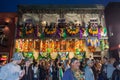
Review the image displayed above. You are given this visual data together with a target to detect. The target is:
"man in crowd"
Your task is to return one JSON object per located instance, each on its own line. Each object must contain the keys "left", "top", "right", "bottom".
{"left": 0, "top": 52, "right": 25, "bottom": 80}
{"left": 85, "top": 60, "right": 94, "bottom": 80}
{"left": 21, "top": 58, "right": 34, "bottom": 80}
{"left": 62, "top": 57, "right": 80, "bottom": 80}
{"left": 112, "top": 61, "right": 120, "bottom": 80}
{"left": 106, "top": 57, "right": 115, "bottom": 80}
{"left": 99, "top": 56, "right": 109, "bottom": 80}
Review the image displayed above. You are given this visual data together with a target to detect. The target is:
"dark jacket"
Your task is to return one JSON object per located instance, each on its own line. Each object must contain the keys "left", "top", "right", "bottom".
{"left": 112, "top": 69, "right": 120, "bottom": 80}
{"left": 99, "top": 64, "right": 107, "bottom": 80}
{"left": 38, "top": 65, "right": 47, "bottom": 80}
{"left": 52, "top": 65, "right": 59, "bottom": 80}
{"left": 92, "top": 65, "right": 97, "bottom": 80}
{"left": 21, "top": 65, "right": 34, "bottom": 80}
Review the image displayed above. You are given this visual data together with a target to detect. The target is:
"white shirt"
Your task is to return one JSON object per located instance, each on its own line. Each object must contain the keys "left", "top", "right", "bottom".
{"left": 0, "top": 62, "right": 21, "bottom": 80}
{"left": 33, "top": 66, "right": 38, "bottom": 78}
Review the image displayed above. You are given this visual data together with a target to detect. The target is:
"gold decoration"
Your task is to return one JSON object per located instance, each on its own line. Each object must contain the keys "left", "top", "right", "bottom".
{"left": 26, "top": 24, "right": 34, "bottom": 34}
{"left": 33, "top": 49, "right": 39, "bottom": 60}
{"left": 23, "top": 39, "right": 29, "bottom": 52}
{"left": 89, "top": 27, "right": 98, "bottom": 35}
{"left": 67, "top": 27, "right": 79, "bottom": 35}
{"left": 41, "top": 52, "right": 48, "bottom": 57}
{"left": 50, "top": 52, "right": 58, "bottom": 59}
{"left": 76, "top": 55, "right": 82, "bottom": 60}
{"left": 74, "top": 70, "right": 84, "bottom": 80}
{"left": 45, "top": 28, "right": 56, "bottom": 35}
{"left": 69, "top": 52, "right": 74, "bottom": 59}
{"left": 41, "top": 21, "right": 47, "bottom": 27}
{"left": 28, "top": 39, "right": 34, "bottom": 52}
{"left": 88, "top": 46, "right": 95, "bottom": 52}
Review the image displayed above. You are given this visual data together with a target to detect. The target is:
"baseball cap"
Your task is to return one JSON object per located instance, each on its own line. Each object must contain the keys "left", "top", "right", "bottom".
{"left": 12, "top": 52, "right": 24, "bottom": 60}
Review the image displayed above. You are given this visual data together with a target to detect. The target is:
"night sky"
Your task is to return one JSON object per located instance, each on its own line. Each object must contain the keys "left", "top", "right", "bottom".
{"left": 0, "top": 0, "right": 120, "bottom": 12}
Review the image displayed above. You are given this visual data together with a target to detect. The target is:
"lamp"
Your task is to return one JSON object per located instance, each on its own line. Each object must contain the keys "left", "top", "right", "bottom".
{"left": 4, "top": 18, "right": 11, "bottom": 24}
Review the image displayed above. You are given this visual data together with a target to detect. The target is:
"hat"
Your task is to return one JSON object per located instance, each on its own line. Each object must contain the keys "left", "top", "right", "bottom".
{"left": 12, "top": 52, "right": 24, "bottom": 60}
{"left": 87, "top": 60, "right": 93, "bottom": 65}
{"left": 113, "top": 61, "right": 120, "bottom": 68}
{"left": 70, "top": 57, "right": 78, "bottom": 64}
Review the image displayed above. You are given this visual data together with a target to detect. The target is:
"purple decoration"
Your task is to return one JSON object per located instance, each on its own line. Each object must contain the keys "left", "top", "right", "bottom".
{"left": 57, "top": 28, "right": 61, "bottom": 38}
{"left": 97, "top": 28, "right": 101, "bottom": 39}
{"left": 79, "top": 29, "right": 82, "bottom": 39}
{"left": 36, "top": 25, "right": 39, "bottom": 37}
{"left": 86, "top": 38, "right": 89, "bottom": 46}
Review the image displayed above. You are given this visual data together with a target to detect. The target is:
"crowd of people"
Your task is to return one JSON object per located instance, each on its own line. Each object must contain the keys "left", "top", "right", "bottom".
{"left": 0, "top": 52, "right": 120, "bottom": 80}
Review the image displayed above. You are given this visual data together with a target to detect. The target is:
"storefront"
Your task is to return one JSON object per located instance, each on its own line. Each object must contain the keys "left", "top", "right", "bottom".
{"left": 15, "top": 5, "right": 109, "bottom": 60}
{"left": 0, "top": 13, "right": 17, "bottom": 63}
